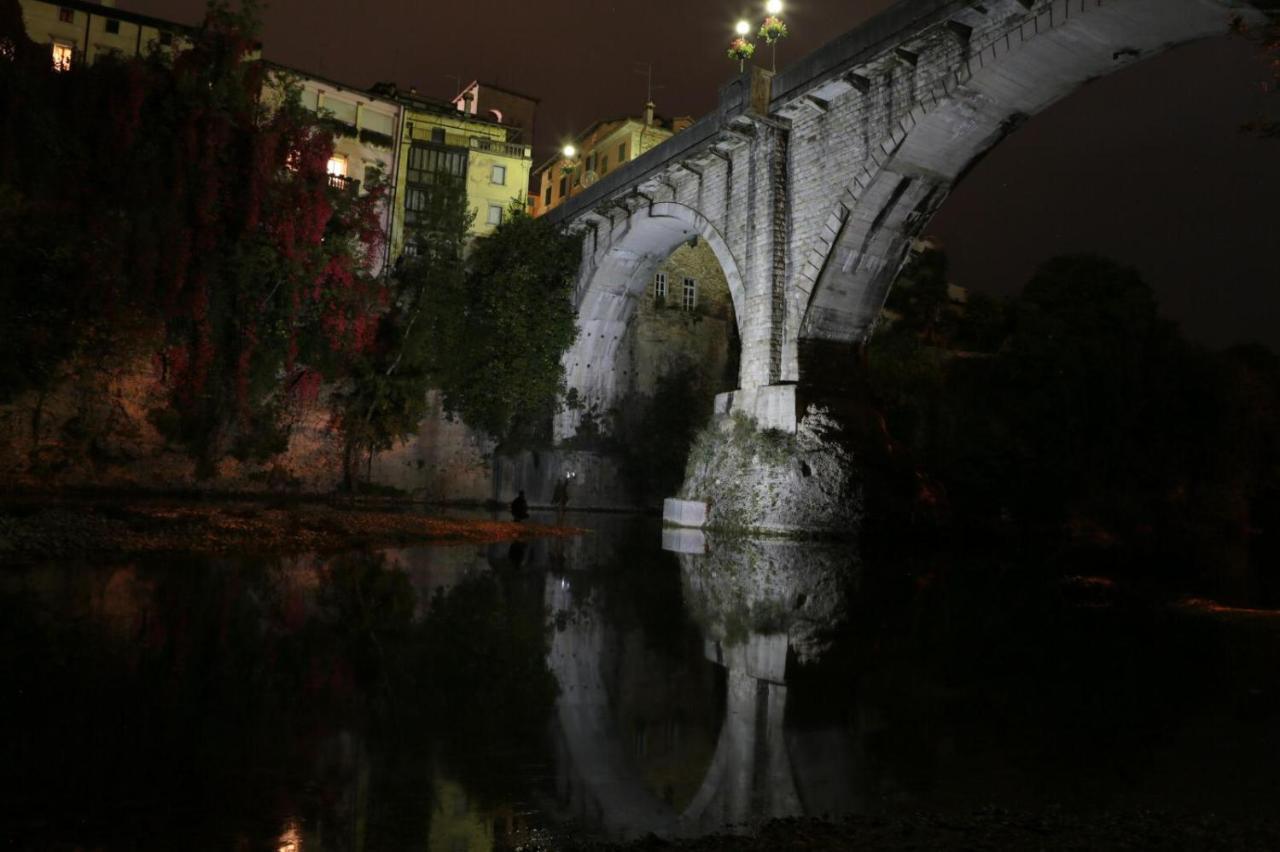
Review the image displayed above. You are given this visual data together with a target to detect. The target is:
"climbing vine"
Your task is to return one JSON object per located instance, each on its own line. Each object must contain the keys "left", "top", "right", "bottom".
{"left": 0, "top": 0, "right": 387, "bottom": 473}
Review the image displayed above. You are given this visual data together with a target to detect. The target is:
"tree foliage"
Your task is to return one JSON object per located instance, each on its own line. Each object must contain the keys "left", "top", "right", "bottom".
{"left": 1234, "top": 3, "right": 1280, "bottom": 138}
{"left": 868, "top": 251, "right": 1280, "bottom": 570}
{"left": 418, "top": 210, "right": 582, "bottom": 448}
{"left": 0, "top": 0, "right": 386, "bottom": 473}
{"left": 329, "top": 182, "right": 473, "bottom": 487}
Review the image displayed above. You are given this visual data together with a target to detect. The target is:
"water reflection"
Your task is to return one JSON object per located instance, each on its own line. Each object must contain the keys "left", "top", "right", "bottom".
{"left": 2, "top": 512, "right": 1278, "bottom": 849}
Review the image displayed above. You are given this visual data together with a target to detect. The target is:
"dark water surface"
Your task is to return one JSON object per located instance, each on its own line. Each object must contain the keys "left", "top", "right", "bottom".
{"left": 3, "top": 511, "right": 1278, "bottom": 850}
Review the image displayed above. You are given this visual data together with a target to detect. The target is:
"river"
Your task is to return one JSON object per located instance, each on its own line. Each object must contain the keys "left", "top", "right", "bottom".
{"left": 2, "top": 510, "right": 1277, "bottom": 849}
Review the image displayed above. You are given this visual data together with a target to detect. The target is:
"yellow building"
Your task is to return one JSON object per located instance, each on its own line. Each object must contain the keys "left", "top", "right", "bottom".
{"left": 532, "top": 104, "right": 693, "bottom": 217}
{"left": 18, "top": 0, "right": 194, "bottom": 69}
{"left": 373, "top": 84, "right": 534, "bottom": 259}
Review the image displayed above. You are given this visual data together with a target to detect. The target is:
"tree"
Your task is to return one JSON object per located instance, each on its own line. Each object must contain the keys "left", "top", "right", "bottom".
{"left": 329, "top": 181, "right": 473, "bottom": 489}
{"left": 1234, "top": 2, "right": 1280, "bottom": 138}
{"left": 420, "top": 209, "right": 582, "bottom": 448}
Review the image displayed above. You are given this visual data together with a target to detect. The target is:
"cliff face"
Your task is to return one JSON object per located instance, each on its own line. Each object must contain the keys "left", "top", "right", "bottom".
{"left": 0, "top": 357, "right": 648, "bottom": 509}
{"left": 0, "top": 356, "right": 496, "bottom": 498}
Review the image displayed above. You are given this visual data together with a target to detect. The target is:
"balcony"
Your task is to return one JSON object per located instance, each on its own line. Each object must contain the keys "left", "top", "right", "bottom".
{"left": 468, "top": 137, "right": 532, "bottom": 160}
{"left": 327, "top": 173, "right": 361, "bottom": 195}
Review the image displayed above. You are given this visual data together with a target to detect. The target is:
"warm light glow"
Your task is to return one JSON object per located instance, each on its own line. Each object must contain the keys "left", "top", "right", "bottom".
{"left": 326, "top": 154, "right": 347, "bottom": 177}
{"left": 562, "top": 144, "right": 577, "bottom": 159}
{"left": 277, "top": 821, "right": 302, "bottom": 852}
{"left": 51, "top": 42, "right": 73, "bottom": 72}
{"left": 735, "top": 20, "right": 751, "bottom": 36}
{"left": 766, "top": 0, "right": 783, "bottom": 14}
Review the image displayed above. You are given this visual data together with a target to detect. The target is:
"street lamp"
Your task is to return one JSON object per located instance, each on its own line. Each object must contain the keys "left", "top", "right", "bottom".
{"left": 560, "top": 144, "right": 579, "bottom": 204}
{"left": 728, "top": 20, "right": 755, "bottom": 72}
{"left": 759, "top": 1, "right": 790, "bottom": 72}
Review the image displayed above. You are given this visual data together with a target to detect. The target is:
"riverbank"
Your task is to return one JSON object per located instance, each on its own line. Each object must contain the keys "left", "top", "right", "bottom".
{"left": 0, "top": 497, "right": 578, "bottom": 560}
{"left": 550, "top": 810, "right": 1280, "bottom": 851}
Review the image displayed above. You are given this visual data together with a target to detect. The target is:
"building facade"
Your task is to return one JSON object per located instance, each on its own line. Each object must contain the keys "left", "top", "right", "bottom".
{"left": 18, "top": 0, "right": 193, "bottom": 69}
{"left": 371, "top": 84, "right": 533, "bottom": 258}
{"left": 451, "top": 80, "right": 538, "bottom": 145}
{"left": 531, "top": 105, "right": 693, "bottom": 217}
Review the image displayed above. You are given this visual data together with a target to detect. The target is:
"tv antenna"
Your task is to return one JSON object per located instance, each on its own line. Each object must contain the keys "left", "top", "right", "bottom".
{"left": 633, "top": 62, "right": 664, "bottom": 104}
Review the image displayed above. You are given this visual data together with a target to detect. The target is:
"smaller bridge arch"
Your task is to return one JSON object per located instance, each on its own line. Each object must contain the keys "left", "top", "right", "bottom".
{"left": 557, "top": 200, "right": 747, "bottom": 439}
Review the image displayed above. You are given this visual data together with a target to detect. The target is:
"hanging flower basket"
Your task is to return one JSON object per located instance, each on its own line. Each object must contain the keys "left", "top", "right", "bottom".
{"left": 759, "top": 16, "right": 789, "bottom": 44}
{"left": 727, "top": 37, "right": 755, "bottom": 63}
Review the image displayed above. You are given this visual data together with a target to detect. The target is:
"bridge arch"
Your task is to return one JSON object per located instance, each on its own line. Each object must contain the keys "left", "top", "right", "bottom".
{"left": 556, "top": 200, "right": 746, "bottom": 439}
{"left": 788, "top": 0, "right": 1260, "bottom": 359}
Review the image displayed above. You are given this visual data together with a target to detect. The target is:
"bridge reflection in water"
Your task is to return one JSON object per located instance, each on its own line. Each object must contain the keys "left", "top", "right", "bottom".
{"left": 6, "top": 513, "right": 1278, "bottom": 849}
{"left": 546, "top": 526, "right": 857, "bottom": 839}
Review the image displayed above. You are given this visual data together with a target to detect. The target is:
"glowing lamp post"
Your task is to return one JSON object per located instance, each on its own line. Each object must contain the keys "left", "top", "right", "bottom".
{"left": 728, "top": 20, "right": 755, "bottom": 72}
{"left": 560, "top": 144, "right": 579, "bottom": 204}
{"left": 759, "top": 0, "right": 789, "bottom": 72}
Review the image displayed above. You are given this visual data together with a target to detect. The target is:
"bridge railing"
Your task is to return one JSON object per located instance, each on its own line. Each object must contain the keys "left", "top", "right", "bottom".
{"left": 768, "top": 0, "right": 961, "bottom": 112}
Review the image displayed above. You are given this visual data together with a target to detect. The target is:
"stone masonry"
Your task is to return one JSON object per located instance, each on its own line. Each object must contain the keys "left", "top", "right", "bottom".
{"left": 549, "top": 0, "right": 1261, "bottom": 442}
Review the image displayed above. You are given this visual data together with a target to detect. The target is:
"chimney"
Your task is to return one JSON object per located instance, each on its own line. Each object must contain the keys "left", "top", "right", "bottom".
{"left": 644, "top": 100, "right": 654, "bottom": 126}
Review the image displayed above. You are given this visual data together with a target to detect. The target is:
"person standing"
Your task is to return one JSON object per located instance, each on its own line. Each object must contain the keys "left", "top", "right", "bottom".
{"left": 510, "top": 489, "right": 529, "bottom": 521}
{"left": 553, "top": 474, "right": 572, "bottom": 523}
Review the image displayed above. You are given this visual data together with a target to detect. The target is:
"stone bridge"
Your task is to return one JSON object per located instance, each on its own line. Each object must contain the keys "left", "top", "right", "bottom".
{"left": 549, "top": 0, "right": 1260, "bottom": 438}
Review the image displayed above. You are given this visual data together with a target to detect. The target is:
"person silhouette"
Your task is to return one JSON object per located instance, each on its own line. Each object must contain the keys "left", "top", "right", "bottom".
{"left": 553, "top": 473, "right": 573, "bottom": 523}
{"left": 510, "top": 489, "right": 529, "bottom": 521}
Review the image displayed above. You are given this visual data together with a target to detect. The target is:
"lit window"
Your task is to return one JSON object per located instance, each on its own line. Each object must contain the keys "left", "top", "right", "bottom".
{"left": 682, "top": 277, "right": 697, "bottom": 311}
{"left": 654, "top": 272, "right": 667, "bottom": 301}
{"left": 105, "top": 19, "right": 120, "bottom": 34}
{"left": 326, "top": 154, "right": 347, "bottom": 177}
{"left": 58, "top": 7, "right": 73, "bottom": 23}
{"left": 51, "top": 42, "right": 73, "bottom": 72}
{"left": 491, "top": 164, "right": 506, "bottom": 185}
{"left": 487, "top": 204, "right": 503, "bottom": 226}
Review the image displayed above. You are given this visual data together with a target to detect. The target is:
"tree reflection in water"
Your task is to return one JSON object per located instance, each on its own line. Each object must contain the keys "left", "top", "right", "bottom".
{"left": 0, "top": 550, "right": 556, "bottom": 850}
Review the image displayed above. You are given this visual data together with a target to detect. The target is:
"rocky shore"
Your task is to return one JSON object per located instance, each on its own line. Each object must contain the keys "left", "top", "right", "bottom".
{"left": 0, "top": 497, "right": 575, "bottom": 560}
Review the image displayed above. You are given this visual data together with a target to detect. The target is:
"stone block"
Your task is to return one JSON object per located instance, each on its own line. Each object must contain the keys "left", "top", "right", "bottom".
{"left": 661, "top": 526, "right": 706, "bottom": 554}
{"left": 734, "top": 384, "right": 796, "bottom": 433}
{"left": 713, "top": 390, "right": 735, "bottom": 415}
{"left": 662, "top": 497, "right": 707, "bottom": 528}
{"left": 746, "top": 632, "right": 789, "bottom": 684}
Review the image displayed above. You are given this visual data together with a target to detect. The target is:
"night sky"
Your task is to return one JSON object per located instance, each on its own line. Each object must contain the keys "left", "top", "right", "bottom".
{"left": 125, "top": 0, "right": 1280, "bottom": 350}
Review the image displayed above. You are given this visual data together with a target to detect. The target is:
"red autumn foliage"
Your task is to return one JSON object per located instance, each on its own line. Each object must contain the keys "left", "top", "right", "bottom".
{"left": 0, "top": 0, "right": 389, "bottom": 469}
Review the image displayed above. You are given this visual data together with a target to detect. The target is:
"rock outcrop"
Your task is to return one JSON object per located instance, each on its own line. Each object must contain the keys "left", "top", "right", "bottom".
{"left": 679, "top": 407, "right": 863, "bottom": 536}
